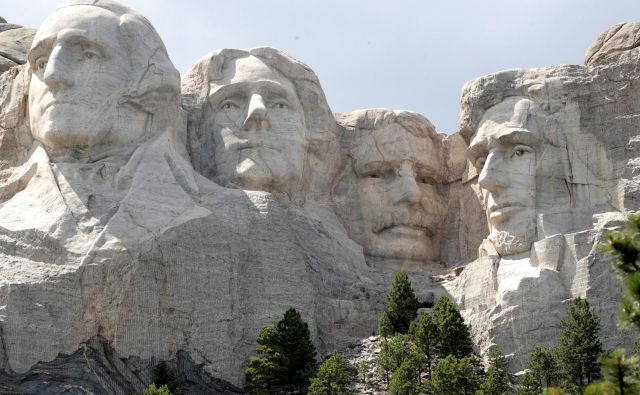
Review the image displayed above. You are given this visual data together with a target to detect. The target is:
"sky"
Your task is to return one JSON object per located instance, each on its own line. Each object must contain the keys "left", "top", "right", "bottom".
{"left": 3, "top": 0, "right": 640, "bottom": 133}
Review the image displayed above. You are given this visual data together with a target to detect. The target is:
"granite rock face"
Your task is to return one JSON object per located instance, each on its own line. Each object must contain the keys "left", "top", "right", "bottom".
{"left": 445, "top": 24, "right": 640, "bottom": 371}
{"left": 0, "top": 336, "right": 242, "bottom": 395}
{"left": 0, "top": 0, "right": 638, "bottom": 389}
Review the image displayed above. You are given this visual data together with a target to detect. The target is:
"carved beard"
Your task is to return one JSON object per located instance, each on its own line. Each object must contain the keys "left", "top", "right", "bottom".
{"left": 488, "top": 221, "right": 537, "bottom": 256}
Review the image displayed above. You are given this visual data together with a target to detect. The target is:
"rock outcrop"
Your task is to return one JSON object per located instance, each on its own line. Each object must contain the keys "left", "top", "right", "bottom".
{"left": 0, "top": 0, "right": 637, "bottom": 389}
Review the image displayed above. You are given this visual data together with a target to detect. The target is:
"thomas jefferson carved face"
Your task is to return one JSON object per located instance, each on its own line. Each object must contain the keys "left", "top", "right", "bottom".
{"left": 467, "top": 98, "right": 539, "bottom": 256}
{"left": 205, "top": 55, "right": 308, "bottom": 195}
{"left": 28, "top": 5, "right": 135, "bottom": 150}
{"left": 340, "top": 113, "right": 445, "bottom": 262}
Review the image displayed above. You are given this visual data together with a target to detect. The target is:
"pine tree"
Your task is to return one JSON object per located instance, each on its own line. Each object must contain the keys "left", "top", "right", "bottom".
{"left": 477, "top": 348, "right": 511, "bottom": 395}
{"left": 276, "top": 308, "right": 318, "bottom": 393}
{"left": 599, "top": 213, "right": 640, "bottom": 329}
{"left": 388, "top": 359, "right": 421, "bottom": 395}
{"left": 244, "top": 308, "right": 317, "bottom": 394}
{"left": 308, "top": 352, "right": 354, "bottom": 395}
{"left": 431, "top": 296, "right": 474, "bottom": 359}
{"left": 144, "top": 384, "right": 173, "bottom": 395}
{"left": 428, "top": 355, "right": 481, "bottom": 395}
{"left": 385, "top": 271, "right": 420, "bottom": 334}
{"left": 411, "top": 311, "right": 438, "bottom": 379}
{"left": 244, "top": 326, "right": 289, "bottom": 394}
{"left": 527, "top": 346, "right": 560, "bottom": 389}
{"left": 556, "top": 298, "right": 602, "bottom": 389}
{"left": 378, "top": 311, "right": 393, "bottom": 338}
{"left": 152, "top": 360, "right": 179, "bottom": 394}
{"left": 517, "top": 372, "right": 543, "bottom": 395}
{"left": 376, "top": 333, "right": 423, "bottom": 386}
{"left": 584, "top": 349, "right": 640, "bottom": 395}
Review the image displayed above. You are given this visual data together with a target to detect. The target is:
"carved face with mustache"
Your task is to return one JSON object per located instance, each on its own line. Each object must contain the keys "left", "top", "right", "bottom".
{"left": 341, "top": 113, "right": 445, "bottom": 262}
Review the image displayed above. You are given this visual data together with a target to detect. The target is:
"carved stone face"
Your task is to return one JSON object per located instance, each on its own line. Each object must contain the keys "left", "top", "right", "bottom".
{"left": 467, "top": 98, "right": 539, "bottom": 256}
{"left": 206, "top": 55, "right": 307, "bottom": 194}
{"left": 28, "top": 5, "right": 135, "bottom": 150}
{"left": 348, "top": 123, "right": 445, "bottom": 262}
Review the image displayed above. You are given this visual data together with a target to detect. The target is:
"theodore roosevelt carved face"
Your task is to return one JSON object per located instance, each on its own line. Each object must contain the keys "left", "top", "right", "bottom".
{"left": 466, "top": 97, "right": 539, "bottom": 256}
{"left": 336, "top": 110, "right": 445, "bottom": 262}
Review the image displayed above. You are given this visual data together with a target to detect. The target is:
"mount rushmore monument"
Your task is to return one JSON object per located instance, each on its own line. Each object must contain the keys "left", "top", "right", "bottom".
{"left": 0, "top": 0, "right": 639, "bottom": 389}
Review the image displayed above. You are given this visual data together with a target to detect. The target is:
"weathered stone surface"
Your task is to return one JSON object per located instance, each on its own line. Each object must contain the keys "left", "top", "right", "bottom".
{"left": 446, "top": 23, "right": 640, "bottom": 371}
{"left": 0, "top": 0, "right": 638, "bottom": 389}
{"left": 0, "top": 336, "right": 242, "bottom": 394}
{"left": 585, "top": 22, "right": 640, "bottom": 67}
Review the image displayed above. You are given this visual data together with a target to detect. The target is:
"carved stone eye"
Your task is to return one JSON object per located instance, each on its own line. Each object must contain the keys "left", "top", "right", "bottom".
{"left": 84, "top": 52, "right": 94, "bottom": 60}
{"left": 221, "top": 102, "right": 237, "bottom": 110}
{"left": 38, "top": 59, "right": 47, "bottom": 70}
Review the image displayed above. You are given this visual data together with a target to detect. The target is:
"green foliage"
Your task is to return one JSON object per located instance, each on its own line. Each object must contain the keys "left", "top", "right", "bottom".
{"left": 477, "top": 348, "right": 511, "bottom": 395}
{"left": 599, "top": 214, "right": 640, "bottom": 329}
{"left": 378, "top": 311, "right": 394, "bottom": 338}
{"left": 543, "top": 388, "right": 566, "bottom": 395}
{"left": 355, "top": 360, "right": 370, "bottom": 384}
{"left": 244, "top": 326, "right": 289, "bottom": 394}
{"left": 388, "top": 359, "right": 421, "bottom": 395}
{"left": 432, "top": 296, "right": 474, "bottom": 359}
{"left": 527, "top": 346, "right": 560, "bottom": 389}
{"left": 385, "top": 271, "right": 420, "bottom": 334}
{"left": 244, "top": 308, "right": 317, "bottom": 394}
{"left": 376, "top": 334, "right": 423, "bottom": 385}
{"left": 428, "top": 355, "right": 481, "bottom": 395}
{"left": 584, "top": 349, "right": 640, "bottom": 395}
{"left": 517, "top": 372, "right": 543, "bottom": 395}
{"left": 556, "top": 298, "right": 603, "bottom": 389}
{"left": 411, "top": 311, "right": 438, "bottom": 380}
{"left": 308, "top": 352, "right": 354, "bottom": 395}
{"left": 152, "top": 361, "right": 178, "bottom": 394}
{"left": 276, "top": 308, "right": 318, "bottom": 391}
{"left": 143, "top": 384, "right": 172, "bottom": 395}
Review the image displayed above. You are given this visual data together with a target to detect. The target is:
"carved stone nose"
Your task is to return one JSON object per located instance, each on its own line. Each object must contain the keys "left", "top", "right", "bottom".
{"left": 242, "top": 93, "right": 271, "bottom": 132}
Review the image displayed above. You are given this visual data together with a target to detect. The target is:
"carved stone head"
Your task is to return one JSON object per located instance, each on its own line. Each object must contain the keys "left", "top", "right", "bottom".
{"left": 27, "top": 0, "right": 180, "bottom": 155}
{"left": 334, "top": 109, "right": 446, "bottom": 262}
{"left": 183, "top": 47, "right": 335, "bottom": 199}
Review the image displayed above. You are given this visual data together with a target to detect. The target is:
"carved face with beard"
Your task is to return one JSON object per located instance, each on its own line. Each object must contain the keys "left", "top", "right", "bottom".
{"left": 336, "top": 110, "right": 445, "bottom": 262}
{"left": 467, "top": 97, "right": 540, "bottom": 256}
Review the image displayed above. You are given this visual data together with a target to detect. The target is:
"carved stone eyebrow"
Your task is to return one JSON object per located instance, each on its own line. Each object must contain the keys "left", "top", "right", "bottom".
{"left": 27, "top": 37, "right": 54, "bottom": 68}
{"left": 209, "top": 80, "right": 297, "bottom": 105}
{"left": 495, "top": 129, "right": 539, "bottom": 147}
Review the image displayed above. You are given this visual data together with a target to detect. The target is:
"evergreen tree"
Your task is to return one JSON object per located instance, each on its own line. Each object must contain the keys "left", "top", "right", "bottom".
{"left": 388, "top": 359, "right": 421, "bottom": 395}
{"left": 428, "top": 355, "right": 481, "bottom": 395}
{"left": 527, "top": 346, "right": 560, "bottom": 389}
{"left": 410, "top": 311, "right": 438, "bottom": 380}
{"left": 144, "top": 384, "right": 172, "bottom": 395}
{"left": 378, "top": 311, "right": 393, "bottom": 338}
{"left": 517, "top": 372, "right": 543, "bottom": 395}
{"left": 431, "top": 296, "right": 474, "bottom": 359}
{"left": 599, "top": 213, "right": 640, "bottom": 329}
{"left": 584, "top": 349, "right": 640, "bottom": 395}
{"left": 244, "top": 308, "right": 317, "bottom": 394}
{"left": 152, "top": 360, "right": 179, "bottom": 394}
{"left": 244, "top": 326, "right": 289, "bottom": 394}
{"left": 477, "top": 348, "right": 511, "bottom": 395}
{"left": 376, "top": 333, "right": 423, "bottom": 386}
{"left": 308, "top": 352, "right": 354, "bottom": 395}
{"left": 275, "top": 308, "right": 318, "bottom": 392}
{"left": 556, "top": 298, "right": 602, "bottom": 390}
{"left": 385, "top": 271, "right": 420, "bottom": 334}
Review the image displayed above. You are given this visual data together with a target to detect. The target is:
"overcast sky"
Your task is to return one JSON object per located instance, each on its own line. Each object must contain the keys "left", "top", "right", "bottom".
{"left": 3, "top": 0, "right": 639, "bottom": 133}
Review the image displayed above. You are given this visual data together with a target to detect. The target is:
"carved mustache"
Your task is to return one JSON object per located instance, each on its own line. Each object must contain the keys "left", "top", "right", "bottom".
{"left": 371, "top": 210, "right": 436, "bottom": 236}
